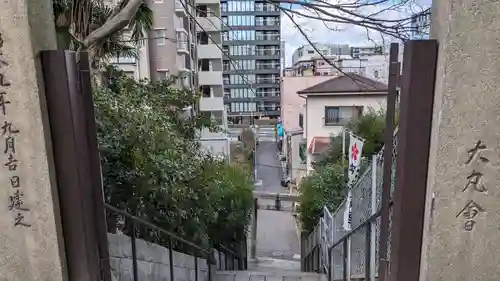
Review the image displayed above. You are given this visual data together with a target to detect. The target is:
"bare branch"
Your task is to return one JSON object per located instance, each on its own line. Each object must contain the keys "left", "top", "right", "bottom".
{"left": 271, "top": 0, "right": 429, "bottom": 40}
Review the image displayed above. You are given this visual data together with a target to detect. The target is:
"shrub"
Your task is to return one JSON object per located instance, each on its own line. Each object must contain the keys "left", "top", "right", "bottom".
{"left": 95, "top": 67, "right": 253, "bottom": 247}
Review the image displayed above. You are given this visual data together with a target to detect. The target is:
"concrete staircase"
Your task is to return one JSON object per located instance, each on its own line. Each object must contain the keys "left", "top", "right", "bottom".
{"left": 215, "top": 270, "right": 325, "bottom": 281}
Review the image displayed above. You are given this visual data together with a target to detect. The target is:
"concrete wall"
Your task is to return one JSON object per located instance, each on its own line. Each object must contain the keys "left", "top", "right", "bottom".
{"left": 281, "top": 76, "right": 331, "bottom": 131}
{"left": 108, "top": 233, "right": 221, "bottom": 281}
{"left": 290, "top": 132, "right": 306, "bottom": 184}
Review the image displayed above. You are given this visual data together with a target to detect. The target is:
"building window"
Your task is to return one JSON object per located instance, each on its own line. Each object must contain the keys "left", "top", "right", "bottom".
{"left": 227, "top": 1, "right": 254, "bottom": 12}
{"left": 156, "top": 29, "right": 166, "bottom": 45}
{"left": 299, "top": 113, "right": 303, "bottom": 128}
{"left": 230, "top": 102, "right": 257, "bottom": 112}
{"left": 324, "top": 106, "right": 363, "bottom": 125}
{"left": 157, "top": 70, "right": 169, "bottom": 80}
{"left": 227, "top": 15, "right": 255, "bottom": 26}
{"left": 200, "top": 85, "right": 211, "bottom": 97}
{"left": 307, "top": 50, "right": 314, "bottom": 54}
{"left": 374, "top": 70, "right": 379, "bottom": 78}
{"left": 228, "top": 30, "right": 255, "bottom": 41}
{"left": 324, "top": 107, "right": 340, "bottom": 125}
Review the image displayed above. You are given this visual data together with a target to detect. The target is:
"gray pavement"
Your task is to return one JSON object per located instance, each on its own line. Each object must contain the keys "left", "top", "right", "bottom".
{"left": 254, "top": 141, "right": 300, "bottom": 265}
{"left": 255, "top": 141, "right": 285, "bottom": 193}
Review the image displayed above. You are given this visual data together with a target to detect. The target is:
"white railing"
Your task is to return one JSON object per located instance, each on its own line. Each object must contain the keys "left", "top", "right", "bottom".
{"left": 304, "top": 128, "right": 399, "bottom": 280}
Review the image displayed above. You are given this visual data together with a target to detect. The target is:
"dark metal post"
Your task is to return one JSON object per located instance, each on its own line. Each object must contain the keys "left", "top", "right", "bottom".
{"left": 275, "top": 194, "right": 281, "bottom": 211}
{"left": 300, "top": 231, "right": 307, "bottom": 271}
{"left": 218, "top": 250, "right": 222, "bottom": 270}
{"left": 78, "top": 52, "right": 113, "bottom": 281}
{"left": 169, "top": 238, "right": 175, "bottom": 281}
{"left": 130, "top": 221, "right": 138, "bottom": 281}
{"left": 208, "top": 254, "right": 213, "bottom": 281}
{"left": 389, "top": 40, "right": 438, "bottom": 281}
{"left": 40, "top": 51, "right": 106, "bottom": 281}
{"left": 194, "top": 254, "right": 199, "bottom": 281}
{"left": 251, "top": 198, "right": 258, "bottom": 259}
{"left": 378, "top": 43, "right": 400, "bottom": 281}
{"left": 343, "top": 241, "right": 348, "bottom": 281}
{"left": 328, "top": 248, "right": 332, "bottom": 281}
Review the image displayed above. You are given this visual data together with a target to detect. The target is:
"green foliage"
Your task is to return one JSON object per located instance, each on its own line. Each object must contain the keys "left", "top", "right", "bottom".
{"left": 314, "top": 107, "right": 386, "bottom": 169}
{"left": 346, "top": 107, "right": 386, "bottom": 156}
{"left": 298, "top": 163, "right": 346, "bottom": 233}
{"left": 299, "top": 107, "right": 387, "bottom": 233}
{"left": 94, "top": 68, "right": 253, "bottom": 247}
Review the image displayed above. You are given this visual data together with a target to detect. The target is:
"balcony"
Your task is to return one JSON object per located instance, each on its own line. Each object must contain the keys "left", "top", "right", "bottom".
{"left": 255, "top": 50, "right": 280, "bottom": 56}
{"left": 195, "top": 0, "right": 220, "bottom": 4}
{"left": 176, "top": 30, "right": 189, "bottom": 55}
{"left": 255, "top": 35, "right": 280, "bottom": 41}
{"left": 197, "top": 44, "right": 222, "bottom": 59}
{"left": 198, "top": 71, "right": 223, "bottom": 86}
{"left": 108, "top": 56, "right": 136, "bottom": 64}
{"left": 256, "top": 78, "right": 280, "bottom": 84}
{"left": 196, "top": 17, "right": 221, "bottom": 33}
{"left": 175, "top": 0, "right": 187, "bottom": 17}
{"left": 199, "top": 97, "right": 225, "bottom": 111}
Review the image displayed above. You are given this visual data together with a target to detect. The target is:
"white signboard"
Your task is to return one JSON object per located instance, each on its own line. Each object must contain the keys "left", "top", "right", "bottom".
{"left": 343, "top": 133, "right": 364, "bottom": 230}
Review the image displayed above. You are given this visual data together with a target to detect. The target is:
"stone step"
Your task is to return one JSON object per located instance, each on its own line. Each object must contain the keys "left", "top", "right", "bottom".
{"left": 215, "top": 270, "right": 324, "bottom": 281}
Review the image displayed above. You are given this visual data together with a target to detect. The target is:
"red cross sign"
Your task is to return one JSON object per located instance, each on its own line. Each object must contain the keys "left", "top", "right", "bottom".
{"left": 351, "top": 143, "right": 359, "bottom": 161}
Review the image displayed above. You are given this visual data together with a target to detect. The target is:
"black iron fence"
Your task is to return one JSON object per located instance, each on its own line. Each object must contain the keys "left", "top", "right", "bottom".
{"left": 103, "top": 203, "right": 246, "bottom": 281}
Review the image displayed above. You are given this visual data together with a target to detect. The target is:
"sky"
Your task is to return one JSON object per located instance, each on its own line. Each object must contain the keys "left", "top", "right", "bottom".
{"left": 280, "top": 0, "right": 432, "bottom": 66}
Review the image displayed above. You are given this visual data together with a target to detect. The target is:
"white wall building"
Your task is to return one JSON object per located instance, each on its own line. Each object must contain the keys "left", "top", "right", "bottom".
{"left": 104, "top": 0, "right": 229, "bottom": 158}
{"left": 298, "top": 74, "right": 387, "bottom": 172}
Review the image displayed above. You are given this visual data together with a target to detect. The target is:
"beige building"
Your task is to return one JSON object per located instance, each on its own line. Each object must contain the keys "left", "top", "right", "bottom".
{"left": 298, "top": 74, "right": 387, "bottom": 172}
{"left": 107, "top": 0, "right": 196, "bottom": 85}
{"left": 108, "top": 0, "right": 229, "bottom": 157}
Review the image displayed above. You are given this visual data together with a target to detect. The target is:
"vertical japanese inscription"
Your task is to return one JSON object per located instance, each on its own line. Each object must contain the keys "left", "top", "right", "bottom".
{"left": 0, "top": 31, "right": 30, "bottom": 227}
{"left": 457, "top": 140, "right": 490, "bottom": 232}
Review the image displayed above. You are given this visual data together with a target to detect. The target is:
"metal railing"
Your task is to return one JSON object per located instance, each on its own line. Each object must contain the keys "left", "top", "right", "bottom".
{"left": 104, "top": 203, "right": 246, "bottom": 281}
{"left": 303, "top": 129, "right": 398, "bottom": 280}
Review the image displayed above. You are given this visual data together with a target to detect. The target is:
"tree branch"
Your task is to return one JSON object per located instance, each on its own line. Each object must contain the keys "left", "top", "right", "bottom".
{"left": 82, "top": 0, "right": 143, "bottom": 49}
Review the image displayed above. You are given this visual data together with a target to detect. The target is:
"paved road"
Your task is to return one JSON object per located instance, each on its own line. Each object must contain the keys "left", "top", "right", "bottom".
{"left": 255, "top": 141, "right": 285, "bottom": 193}
{"left": 254, "top": 142, "right": 300, "bottom": 264}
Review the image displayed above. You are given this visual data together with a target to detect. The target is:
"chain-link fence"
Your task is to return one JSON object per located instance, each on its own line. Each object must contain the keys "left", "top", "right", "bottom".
{"left": 303, "top": 129, "right": 398, "bottom": 280}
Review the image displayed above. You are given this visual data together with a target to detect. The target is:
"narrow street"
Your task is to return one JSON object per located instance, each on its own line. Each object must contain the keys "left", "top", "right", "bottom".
{"left": 252, "top": 141, "right": 301, "bottom": 270}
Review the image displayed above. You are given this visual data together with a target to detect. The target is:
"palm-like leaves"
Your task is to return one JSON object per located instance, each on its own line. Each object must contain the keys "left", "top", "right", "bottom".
{"left": 52, "top": 0, "right": 152, "bottom": 61}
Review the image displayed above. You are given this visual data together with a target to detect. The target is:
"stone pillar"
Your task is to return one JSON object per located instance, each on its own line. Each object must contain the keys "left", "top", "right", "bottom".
{"left": 0, "top": 0, "right": 66, "bottom": 280}
{"left": 420, "top": 1, "right": 500, "bottom": 280}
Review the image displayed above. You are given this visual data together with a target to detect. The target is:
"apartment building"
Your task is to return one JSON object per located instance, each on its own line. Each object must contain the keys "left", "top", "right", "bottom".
{"left": 107, "top": 0, "right": 196, "bottom": 86}
{"left": 287, "top": 44, "right": 389, "bottom": 83}
{"left": 107, "top": 0, "right": 230, "bottom": 157}
{"left": 195, "top": 0, "right": 230, "bottom": 156}
{"left": 291, "top": 43, "right": 350, "bottom": 66}
{"left": 220, "top": 0, "right": 282, "bottom": 123}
